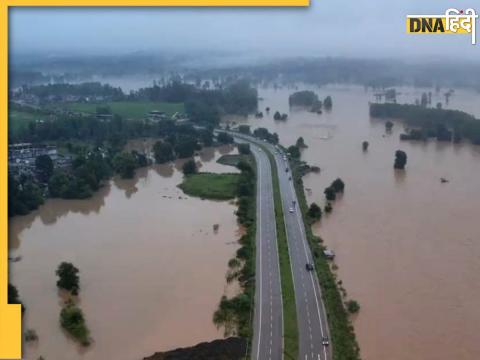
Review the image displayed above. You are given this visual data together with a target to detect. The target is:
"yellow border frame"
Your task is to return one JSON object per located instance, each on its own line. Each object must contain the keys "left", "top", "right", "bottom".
{"left": 1, "top": 0, "right": 308, "bottom": 358}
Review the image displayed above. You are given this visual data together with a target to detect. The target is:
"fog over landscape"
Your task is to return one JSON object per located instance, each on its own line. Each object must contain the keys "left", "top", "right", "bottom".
{"left": 10, "top": 0, "right": 480, "bottom": 62}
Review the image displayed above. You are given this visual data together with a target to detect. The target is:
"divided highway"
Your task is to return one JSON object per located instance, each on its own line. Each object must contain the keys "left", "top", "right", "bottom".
{"left": 232, "top": 132, "right": 331, "bottom": 360}
{"left": 246, "top": 141, "right": 283, "bottom": 360}
{"left": 272, "top": 150, "right": 331, "bottom": 360}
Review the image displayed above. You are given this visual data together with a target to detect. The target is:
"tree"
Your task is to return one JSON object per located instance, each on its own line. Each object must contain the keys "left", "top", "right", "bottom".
{"left": 238, "top": 143, "right": 250, "bottom": 155}
{"left": 331, "top": 178, "right": 345, "bottom": 193}
{"left": 175, "top": 136, "right": 198, "bottom": 158}
{"left": 385, "top": 120, "right": 394, "bottom": 132}
{"left": 56, "top": 262, "right": 80, "bottom": 295}
{"left": 324, "top": 186, "right": 336, "bottom": 201}
{"left": 217, "top": 132, "right": 234, "bottom": 144}
{"left": 324, "top": 202, "right": 333, "bottom": 213}
{"left": 296, "top": 137, "right": 307, "bottom": 148}
{"left": 182, "top": 159, "right": 197, "bottom": 175}
{"left": 323, "top": 96, "right": 333, "bottom": 110}
{"left": 35, "top": 154, "right": 54, "bottom": 182}
{"left": 238, "top": 125, "right": 250, "bottom": 135}
{"left": 346, "top": 300, "right": 360, "bottom": 314}
{"left": 287, "top": 145, "right": 301, "bottom": 159}
{"left": 307, "top": 203, "right": 322, "bottom": 220}
{"left": 420, "top": 92, "right": 428, "bottom": 107}
{"left": 362, "top": 141, "right": 369, "bottom": 151}
{"left": 153, "top": 141, "right": 174, "bottom": 164}
{"left": 112, "top": 152, "right": 136, "bottom": 179}
{"left": 394, "top": 150, "right": 407, "bottom": 169}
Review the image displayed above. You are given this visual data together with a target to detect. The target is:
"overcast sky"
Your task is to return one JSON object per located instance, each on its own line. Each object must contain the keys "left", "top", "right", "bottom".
{"left": 9, "top": 0, "right": 480, "bottom": 61}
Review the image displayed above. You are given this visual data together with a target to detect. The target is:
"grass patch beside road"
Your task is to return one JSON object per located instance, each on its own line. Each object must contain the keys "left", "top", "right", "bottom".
{"left": 290, "top": 159, "right": 361, "bottom": 360}
{"left": 258, "top": 143, "right": 299, "bottom": 360}
{"left": 217, "top": 154, "right": 250, "bottom": 168}
{"left": 65, "top": 101, "right": 184, "bottom": 119}
{"left": 179, "top": 173, "right": 240, "bottom": 200}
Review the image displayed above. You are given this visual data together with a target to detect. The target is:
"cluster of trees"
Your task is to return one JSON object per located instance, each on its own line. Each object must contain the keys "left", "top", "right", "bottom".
{"left": 324, "top": 178, "right": 345, "bottom": 201}
{"left": 20, "top": 82, "right": 124, "bottom": 101}
{"left": 8, "top": 174, "right": 44, "bottom": 216}
{"left": 370, "top": 103, "right": 480, "bottom": 144}
{"left": 8, "top": 283, "right": 24, "bottom": 313}
{"left": 252, "top": 127, "right": 279, "bottom": 144}
{"left": 287, "top": 145, "right": 301, "bottom": 159}
{"left": 56, "top": 262, "right": 91, "bottom": 345}
{"left": 48, "top": 151, "right": 111, "bottom": 199}
{"left": 289, "top": 90, "right": 320, "bottom": 107}
{"left": 213, "top": 159, "right": 256, "bottom": 337}
{"left": 273, "top": 111, "right": 288, "bottom": 121}
{"left": 134, "top": 79, "right": 258, "bottom": 121}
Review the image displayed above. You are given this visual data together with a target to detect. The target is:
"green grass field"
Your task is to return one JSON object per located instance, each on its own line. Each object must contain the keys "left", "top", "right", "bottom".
{"left": 65, "top": 101, "right": 185, "bottom": 119}
{"left": 8, "top": 110, "right": 44, "bottom": 136}
{"left": 178, "top": 173, "right": 240, "bottom": 200}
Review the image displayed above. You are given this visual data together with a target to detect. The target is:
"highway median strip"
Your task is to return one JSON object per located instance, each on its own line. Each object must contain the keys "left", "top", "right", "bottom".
{"left": 258, "top": 143, "right": 299, "bottom": 360}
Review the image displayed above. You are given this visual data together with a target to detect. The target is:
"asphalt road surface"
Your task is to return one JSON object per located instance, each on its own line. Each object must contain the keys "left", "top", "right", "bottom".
{"left": 231, "top": 132, "right": 331, "bottom": 360}
{"left": 272, "top": 148, "right": 331, "bottom": 360}
{"left": 246, "top": 141, "right": 284, "bottom": 360}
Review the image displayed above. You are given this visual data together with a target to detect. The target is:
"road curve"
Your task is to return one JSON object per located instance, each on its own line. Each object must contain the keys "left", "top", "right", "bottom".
{"left": 237, "top": 139, "right": 283, "bottom": 360}
{"left": 230, "top": 132, "right": 331, "bottom": 360}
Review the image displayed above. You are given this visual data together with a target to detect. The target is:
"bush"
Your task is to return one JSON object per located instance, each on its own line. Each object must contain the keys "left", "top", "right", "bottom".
{"left": 346, "top": 300, "right": 360, "bottom": 314}
{"left": 307, "top": 202, "right": 322, "bottom": 220}
{"left": 60, "top": 304, "right": 90, "bottom": 346}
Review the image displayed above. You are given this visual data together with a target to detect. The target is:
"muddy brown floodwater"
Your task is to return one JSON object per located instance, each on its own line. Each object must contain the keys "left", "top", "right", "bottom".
{"left": 9, "top": 145, "right": 241, "bottom": 360}
{"left": 229, "top": 85, "right": 480, "bottom": 360}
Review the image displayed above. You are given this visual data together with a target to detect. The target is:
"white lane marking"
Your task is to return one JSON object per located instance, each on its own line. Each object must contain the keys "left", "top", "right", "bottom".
{"left": 287, "top": 176, "right": 331, "bottom": 360}
{"left": 255, "top": 148, "right": 263, "bottom": 360}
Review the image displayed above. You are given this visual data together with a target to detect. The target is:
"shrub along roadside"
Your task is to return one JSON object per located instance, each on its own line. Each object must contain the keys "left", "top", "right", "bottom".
{"left": 211, "top": 156, "right": 256, "bottom": 350}
{"left": 290, "top": 158, "right": 361, "bottom": 360}
{"left": 258, "top": 143, "right": 299, "bottom": 360}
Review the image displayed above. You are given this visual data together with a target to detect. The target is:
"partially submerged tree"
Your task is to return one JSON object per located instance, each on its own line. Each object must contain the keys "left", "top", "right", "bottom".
{"left": 394, "top": 150, "right": 407, "bottom": 169}
{"left": 56, "top": 262, "right": 80, "bottom": 295}
{"left": 307, "top": 202, "right": 322, "bottom": 220}
{"left": 324, "top": 186, "right": 336, "bottom": 201}
{"left": 182, "top": 159, "right": 197, "bottom": 175}
{"left": 362, "top": 141, "right": 369, "bottom": 151}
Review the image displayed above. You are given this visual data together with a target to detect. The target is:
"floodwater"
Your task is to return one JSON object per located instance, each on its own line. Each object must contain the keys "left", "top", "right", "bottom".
{"left": 231, "top": 85, "right": 480, "bottom": 360}
{"left": 9, "top": 145, "right": 241, "bottom": 360}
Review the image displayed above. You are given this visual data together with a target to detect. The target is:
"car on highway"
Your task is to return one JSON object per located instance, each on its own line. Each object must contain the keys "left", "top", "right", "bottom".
{"left": 289, "top": 176, "right": 292, "bottom": 181}
{"left": 289, "top": 207, "right": 295, "bottom": 213}
{"left": 283, "top": 155, "right": 287, "bottom": 160}
{"left": 285, "top": 168, "right": 289, "bottom": 172}
{"left": 322, "top": 336, "right": 329, "bottom": 346}
{"left": 305, "top": 263, "right": 314, "bottom": 271}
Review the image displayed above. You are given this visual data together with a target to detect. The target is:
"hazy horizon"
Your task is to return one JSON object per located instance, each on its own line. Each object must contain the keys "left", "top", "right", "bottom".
{"left": 9, "top": 0, "right": 480, "bottom": 63}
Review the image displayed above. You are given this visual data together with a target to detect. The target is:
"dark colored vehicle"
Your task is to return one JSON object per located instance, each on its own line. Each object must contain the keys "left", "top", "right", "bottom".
{"left": 285, "top": 168, "right": 289, "bottom": 172}
{"left": 305, "top": 263, "right": 314, "bottom": 271}
{"left": 322, "top": 336, "right": 329, "bottom": 346}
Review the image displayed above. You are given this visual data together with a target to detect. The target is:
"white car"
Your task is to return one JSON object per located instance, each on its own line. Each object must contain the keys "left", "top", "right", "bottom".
{"left": 289, "top": 207, "right": 294, "bottom": 213}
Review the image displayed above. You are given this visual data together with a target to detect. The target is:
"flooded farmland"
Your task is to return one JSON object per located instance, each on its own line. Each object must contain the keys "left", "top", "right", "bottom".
{"left": 9, "top": 145, "right": 241, "bottom": 360}
{"left": 232, "top": 85, "right": 480, "bottom": 360}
